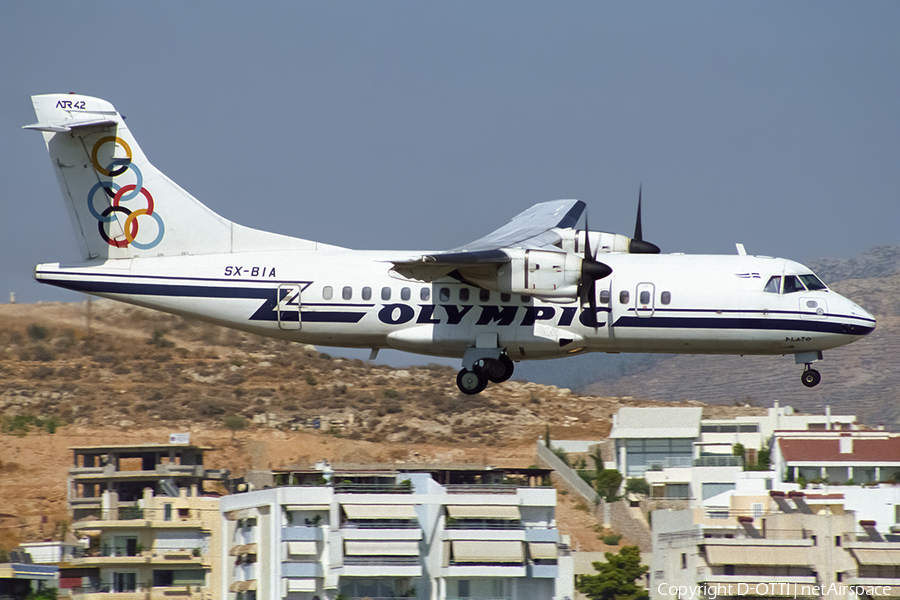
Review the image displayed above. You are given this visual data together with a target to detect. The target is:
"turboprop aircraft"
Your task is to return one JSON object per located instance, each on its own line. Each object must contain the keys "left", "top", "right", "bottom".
{"left": 25, "top": 94, "right": 876, "bottom": 395}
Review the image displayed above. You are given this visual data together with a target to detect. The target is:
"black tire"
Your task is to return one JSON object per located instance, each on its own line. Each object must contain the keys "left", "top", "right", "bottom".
{"left": 457, "top": 368, "right": 488, "bottom": 395}
{"left": 484, "top": 355, "right": 515, "bottom": 383}
{"left": 801, "top": 369, "right": 821, "bottom": 388}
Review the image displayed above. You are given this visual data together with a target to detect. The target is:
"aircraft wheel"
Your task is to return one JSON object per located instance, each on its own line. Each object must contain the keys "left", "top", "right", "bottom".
{"left": 801, "top": 369, "right": 821, "bottom": 388}
{"left": 457, "top": 368, "right": 488, "bottom": 395}
{"left": 484, "top": 355, "right": 515, "bottom": 383}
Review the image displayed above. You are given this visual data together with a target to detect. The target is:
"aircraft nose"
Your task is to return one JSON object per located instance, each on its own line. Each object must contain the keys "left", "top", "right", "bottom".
{"left": 836, "top": 294, "right": 876, "bottom": 336}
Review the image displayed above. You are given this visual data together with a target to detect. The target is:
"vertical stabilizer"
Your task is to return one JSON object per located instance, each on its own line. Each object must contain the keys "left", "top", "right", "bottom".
{"left": 26, "top": 94, "right": 321, "bottom": 261}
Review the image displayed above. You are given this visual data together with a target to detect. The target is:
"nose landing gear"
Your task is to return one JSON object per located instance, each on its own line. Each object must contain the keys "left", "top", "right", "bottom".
{"left": 801, "top": 365, "right": 821, "bottom": 388}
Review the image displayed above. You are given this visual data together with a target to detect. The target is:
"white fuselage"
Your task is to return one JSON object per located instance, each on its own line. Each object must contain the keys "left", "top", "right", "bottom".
{"left": 35, "top": 250, "right": 876, "bottom": 362}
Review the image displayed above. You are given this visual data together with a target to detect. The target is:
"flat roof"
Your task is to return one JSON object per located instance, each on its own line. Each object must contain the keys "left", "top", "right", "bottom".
{"left": 71, "top": 444, "right": 212, "bottom": 452}
{"left": 610, "top": 406, "right": 703, "bottom": 439}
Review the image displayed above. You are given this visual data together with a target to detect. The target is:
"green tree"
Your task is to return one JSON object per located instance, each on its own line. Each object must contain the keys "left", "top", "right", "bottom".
{"left": 595, "top": 469, "right": 623, "bottom": 503}
{"left": 624, "top": 477, "right": 649, "bottom": 496}
{"left": 223, "top": 414, "right": 248, "bottom": 440}
{"left": 576, "top": 545, "right": 649, "bottom": 600}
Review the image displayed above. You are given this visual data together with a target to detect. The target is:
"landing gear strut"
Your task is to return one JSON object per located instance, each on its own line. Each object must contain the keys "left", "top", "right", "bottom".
{"left": 801, "top": 365, "right": 821, "bottom": 388}
{"left": 456, "top": 353, "right": 515, "bottom": 394}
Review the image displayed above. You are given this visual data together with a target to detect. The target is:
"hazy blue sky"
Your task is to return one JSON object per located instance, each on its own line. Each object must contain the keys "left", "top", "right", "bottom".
{"left": 2, "top": 2, "right": 898, "bottom": 366}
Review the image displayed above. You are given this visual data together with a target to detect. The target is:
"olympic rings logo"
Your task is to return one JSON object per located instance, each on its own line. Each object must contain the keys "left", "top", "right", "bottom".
{"left": 88, "top": 136, "right": 165, "bottom": 249}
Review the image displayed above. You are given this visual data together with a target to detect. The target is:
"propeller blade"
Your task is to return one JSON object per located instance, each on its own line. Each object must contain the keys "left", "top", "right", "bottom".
{"left": 579, "top": 207, "right": 613, "bottom": 323}
{"left": 628, "top": 184, "right": 661, "bottom": 254}
{"left": 634, "top": 184, "right": 643, "bottom": 241}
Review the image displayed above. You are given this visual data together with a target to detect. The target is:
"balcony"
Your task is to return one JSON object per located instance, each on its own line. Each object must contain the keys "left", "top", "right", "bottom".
{"left": 281, "top": 561, "right": 324, "bottom": 578}
{"left": 338, "top": 555, "right": 422, "bottom": 578}
{"left": 282, "top": 526, "right": 324, "bottom": 541}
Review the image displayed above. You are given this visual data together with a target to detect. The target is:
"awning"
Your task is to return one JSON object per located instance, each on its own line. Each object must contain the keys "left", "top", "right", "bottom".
{"left": 447, "top": 505, "right": 520, "bottom": 520}
{"left": 452, "top": 540, "right": 524, "bottom": 563}
{"left": 705, "top": 545, "right": 811, "bottom": 565}
{"left": 287, "top": 541, "right": 317, "bottom": 556}
{"left": 229, "top": 580, "right": 257, "bottom": 593}
{"left": 229, "top": 544, "right": 258, "bottom": 556}
{"left": 285, "top": 505, "right": 330, "bottom": 512}
{"left": 529, "top": 542, "right": 558, "bottom": 560}
{"left": 224, "top": 509, "right": 251, "bottom": 521}
{"left": 345, "top": 541, "right": 420, "bottom": 556}
{"left": 342, "top": 504, "right": 417, "bottom": 519}
{"left": 852, "top": 548, "right": 900, "bottom": 564}
{"left": 287, "top": 579, "right": 316, "bottom": 593}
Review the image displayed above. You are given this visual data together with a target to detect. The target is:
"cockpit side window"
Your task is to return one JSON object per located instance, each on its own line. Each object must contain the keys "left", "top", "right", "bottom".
{"left": 783, "top": 275, "right": 806, "bottom": 294}
{"left": 799, "top": 274, "right": 827, "bottom": 291}
{"left": 763, "top": 276, "right": 781, "bottom": 294}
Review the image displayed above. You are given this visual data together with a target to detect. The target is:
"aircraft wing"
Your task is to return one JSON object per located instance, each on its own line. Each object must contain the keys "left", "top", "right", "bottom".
{"left": 391, "top": 199, "right": 584, "bottom": 282}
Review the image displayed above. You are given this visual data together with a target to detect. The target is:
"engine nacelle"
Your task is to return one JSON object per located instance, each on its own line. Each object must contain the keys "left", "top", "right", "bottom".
{"left": 496, "top": 248, "right": 581, "bottom": 299}
{"left": 552, "top": 228, "right": 633, "bottom": 255}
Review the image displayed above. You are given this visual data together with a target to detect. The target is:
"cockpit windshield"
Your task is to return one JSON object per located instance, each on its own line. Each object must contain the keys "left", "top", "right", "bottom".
{"left": 763, "top": 273, "right": 828, "bottom": 294}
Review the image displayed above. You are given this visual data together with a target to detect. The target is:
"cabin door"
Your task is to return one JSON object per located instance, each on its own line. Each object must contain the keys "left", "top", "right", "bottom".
{"left": 277, "top": 284, "right": 302, "bottom": 330}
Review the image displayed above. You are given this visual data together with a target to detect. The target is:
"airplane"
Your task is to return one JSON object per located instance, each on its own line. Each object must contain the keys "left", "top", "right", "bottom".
{"left": 25, "top": 94, "right": 876, "bottom": 395}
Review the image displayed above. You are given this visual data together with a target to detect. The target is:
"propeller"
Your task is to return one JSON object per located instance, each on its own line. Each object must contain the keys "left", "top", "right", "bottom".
{"left": 579, "top": 211, "right": 612, "bottom": 328}
{"left": 628, "top": 185, "right": 661, "bottom": 254}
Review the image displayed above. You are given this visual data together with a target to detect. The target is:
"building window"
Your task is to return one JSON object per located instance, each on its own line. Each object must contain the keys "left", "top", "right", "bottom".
{"left": 164, "top": 504, "right": 172, "bottom": 521}
{"left": 681, "top": 553, "right": 687, "bottom": 569}
{"left": 113, "top": 573, "right": 137, "bottom": 593}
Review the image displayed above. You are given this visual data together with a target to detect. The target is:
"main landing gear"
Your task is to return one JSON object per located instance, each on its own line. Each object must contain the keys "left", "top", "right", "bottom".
{"left": 456, "top": 355, "right": 515, "bottom": 395}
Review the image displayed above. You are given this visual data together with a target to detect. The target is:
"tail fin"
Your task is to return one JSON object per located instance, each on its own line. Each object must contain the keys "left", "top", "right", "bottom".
{"left": 26, "top": 94, "right": 320, "bottom": 261}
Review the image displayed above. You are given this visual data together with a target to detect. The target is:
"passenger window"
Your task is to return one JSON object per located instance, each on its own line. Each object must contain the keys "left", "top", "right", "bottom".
{"left": 639, "top": 291, "right": 651, "bottom": 305}
{"left": 599, "top": 290, "right": 610, "bottom": 304}
{"left": 342, "top": 286, "right": 352, "bottom": 300}
{"left": 661, "top": 291, "right": 671, "bottom": 305}
{"left": 459, "top": 288, "right": 470, "bottom": 302}
{"left": 439, "top": 288, "right": 450, "bottom": 302}
{"left": 381, "top": 287, "right": 391, "bottom": 301}
{"left": 783, "top": 275, "right": 806, "bottom": 294}
{"left": 764, "top": 276, "right": 781, "bottom": 294}
{"left": 420, "top": 288, "right": 430, "bottom": 301}
{"left": 361, "top": 287, "right": 372, "bottom": 301}
{"left": 501, "top": 293, "right": 511, "bottom": 303}
{"left": 521, "top": 295, "right": 531, "bottom": 303}
{"left": 479, "top": 289, "right": 490, "bottom": 302}
{"left": 323, "top": 286, "right": 333, "bottom": 300}
{"left": 401, "top": 287, "right": 411, "bottom": 301}
{"left": 619, "top": 291, "right": 630, "bottom": 304}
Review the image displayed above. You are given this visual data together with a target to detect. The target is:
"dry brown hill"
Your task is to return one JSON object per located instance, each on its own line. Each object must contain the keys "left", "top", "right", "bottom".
{"left": 1, "top": 300, "right": 761, "bottom": 554}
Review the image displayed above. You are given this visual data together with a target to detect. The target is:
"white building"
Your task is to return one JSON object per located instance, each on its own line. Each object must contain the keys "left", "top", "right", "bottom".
{"left": 219, "top": 465, "right": 574, "bottom": 600}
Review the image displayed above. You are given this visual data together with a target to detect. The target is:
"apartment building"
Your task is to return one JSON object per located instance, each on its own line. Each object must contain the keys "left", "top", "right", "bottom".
{"left": 62, "top": 440, "right": 227, "bottom": 600}
{"left": 220, "top": 464, "right": 573, "bottom": 600}
{"left": 609, "top": 404, "right": 858, "bottom": 504}
{"left": 64, "top": 487, "right": 223, "bottom": 600}
{"left": 68, "top": 443, "right": 229, "bottom": 521}
{"left": 651, "top": 482, "right": 900, "bottom": 599}
{"left": 774, "top": 430, "right": 900, "bottom": 485}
